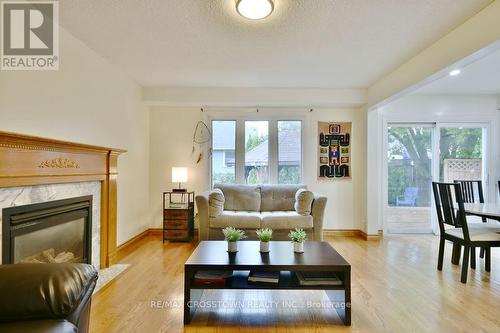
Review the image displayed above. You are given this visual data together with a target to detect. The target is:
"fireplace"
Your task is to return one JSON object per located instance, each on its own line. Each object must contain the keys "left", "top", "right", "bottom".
{"left": 2, "top": 196, "right": 92, "bottom": 264}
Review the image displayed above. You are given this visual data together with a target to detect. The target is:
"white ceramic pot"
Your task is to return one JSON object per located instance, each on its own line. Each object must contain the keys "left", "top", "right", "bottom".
{"left": 294, "top": 242, "right": 304, "bottom": 253}
{"left": 260, "top": 241, "right": 270, "bottom": 253}
{"left": 227, "top": 241, "right": 238, "bottom": 252}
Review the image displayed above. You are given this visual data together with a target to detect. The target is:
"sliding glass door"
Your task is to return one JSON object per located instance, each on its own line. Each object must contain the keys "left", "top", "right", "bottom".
{"left": 385, "top": 122, "right": 488, "bottom": 234}
{"left": 386, "top": 124, "right": 434, "bottom": 233}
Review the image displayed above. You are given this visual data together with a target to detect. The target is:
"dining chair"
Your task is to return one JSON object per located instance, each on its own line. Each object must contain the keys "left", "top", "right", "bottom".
{"left": 454, "top": 180, "right": 487, "bottom": 259}
{"left": 432, "top": 182, "right": 500, "bottom": 283}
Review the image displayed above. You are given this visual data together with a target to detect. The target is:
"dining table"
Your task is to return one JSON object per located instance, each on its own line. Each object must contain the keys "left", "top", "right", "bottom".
{"left": 451, "top": 202, "right": 500, "bottom": 265}
{"left": 463, "top": 203, "right": 500, "bottom": 221}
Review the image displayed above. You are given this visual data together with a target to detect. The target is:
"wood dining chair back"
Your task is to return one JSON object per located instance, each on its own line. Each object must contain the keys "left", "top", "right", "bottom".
{"left": 432, "top": 182, "right": 468, "bottom": 234}
{"left": 454, "top": 179, "right": 487, "bottom": 224}
{"left": 453, "top": 180, "right": 484, "bottom": 204}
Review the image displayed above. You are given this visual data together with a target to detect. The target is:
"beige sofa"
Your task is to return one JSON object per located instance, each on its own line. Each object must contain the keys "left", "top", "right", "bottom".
{"left": 196, "top": 184, "right": 327, "bottom": 241}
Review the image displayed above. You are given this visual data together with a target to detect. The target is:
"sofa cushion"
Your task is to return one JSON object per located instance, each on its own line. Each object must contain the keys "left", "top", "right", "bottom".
{"left": 209, "top": 211, "right": 262, "bottom": 229}
{"left": 260, "top": 184, "right": 306, "bottom": 211}
{"left": 214, "top": 184, "right": 261, "bottom": 212}
{"left": 294, "top": 189, "right": 314, "bottom": 216}
{"left": 208, "top": 189, "right": 225, "bottom": 217}
{"left": 260, "top": 211, "right": 313, "bottom": 230}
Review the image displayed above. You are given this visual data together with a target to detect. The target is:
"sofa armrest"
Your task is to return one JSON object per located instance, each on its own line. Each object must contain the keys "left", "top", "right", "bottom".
{"left": 0, "top": 263, "right": 97, "bottom": 323}
{"left": 195, "top": 191, "right": 211, "bottom": 241}
{"left": 311, "top": 193, "right": 327, "bottom": 241}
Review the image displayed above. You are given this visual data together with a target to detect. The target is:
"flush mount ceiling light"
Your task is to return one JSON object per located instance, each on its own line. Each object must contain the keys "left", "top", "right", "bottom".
{"left": 236, "top": 0, "right": 274, "bottom": 20}
{"left": 449, "top": 69, "right": 461, "bottom": 76}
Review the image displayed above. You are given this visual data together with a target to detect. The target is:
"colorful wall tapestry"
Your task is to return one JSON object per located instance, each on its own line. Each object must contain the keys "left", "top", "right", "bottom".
{"left": 318, "top": 122, "right": 351, "bottom": 179}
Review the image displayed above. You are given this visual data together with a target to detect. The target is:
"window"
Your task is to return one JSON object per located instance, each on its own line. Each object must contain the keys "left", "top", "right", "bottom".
{"left": 211, "top": 119, "right": 302, "bottom": 185}
{"left": 278, "top": 121, "right": 302, "bottom": 184}
{"left": 211, "top": 121, "right": 236, "bottom": 184}
{"left": 245, "top": 121, "right": 269, "bottom": 184}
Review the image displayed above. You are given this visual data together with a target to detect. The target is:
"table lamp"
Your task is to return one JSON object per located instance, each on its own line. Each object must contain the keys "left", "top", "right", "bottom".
{"left": 172, "top": 167, "right": 188, "bottom": 192}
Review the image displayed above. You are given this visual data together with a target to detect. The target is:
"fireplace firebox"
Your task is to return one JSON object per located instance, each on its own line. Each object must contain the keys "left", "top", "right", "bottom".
{"left": 2, "top": 196, "right": 92, "bottom": 265}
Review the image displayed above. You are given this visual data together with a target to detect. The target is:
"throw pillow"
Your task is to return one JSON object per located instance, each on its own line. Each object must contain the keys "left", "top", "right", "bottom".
{"left": 294, "top": 189, "right": 314, "bottom": 216}
{"left": 209, "top": 188, "right": 225, "bottom": 217}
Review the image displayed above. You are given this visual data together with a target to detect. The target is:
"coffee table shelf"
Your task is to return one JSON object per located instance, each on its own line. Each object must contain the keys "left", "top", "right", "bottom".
{"left": 184, "top": 241, "right": 351, "bottom": 326}
{"left": 190, "top": 270, "right": 346, "bottom": 290}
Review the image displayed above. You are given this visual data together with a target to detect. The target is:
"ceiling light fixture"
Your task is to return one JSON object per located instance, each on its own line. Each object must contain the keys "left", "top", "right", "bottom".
{"left": 449, "top": 69, "right": 461, "bottom": 76}
{"left": 236, "top": 0, "right": 274, "bottom": 20}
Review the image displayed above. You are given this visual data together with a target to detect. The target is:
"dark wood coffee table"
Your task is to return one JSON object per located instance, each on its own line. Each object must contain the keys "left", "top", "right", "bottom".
{"left": 184, "top": 241, "right": 351, "bottom": 325}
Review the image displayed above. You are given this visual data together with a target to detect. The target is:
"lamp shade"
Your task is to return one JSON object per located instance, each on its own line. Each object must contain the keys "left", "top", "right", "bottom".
{"left": 172, "top": 167, "right": 188, "bottom": 183}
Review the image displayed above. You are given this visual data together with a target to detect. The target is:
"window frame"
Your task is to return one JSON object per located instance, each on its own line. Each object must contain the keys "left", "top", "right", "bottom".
{"left": 209, "top": 115, "right": 304, "bottom": 187}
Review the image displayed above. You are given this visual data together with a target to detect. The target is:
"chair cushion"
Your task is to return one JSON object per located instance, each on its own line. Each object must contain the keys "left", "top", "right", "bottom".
{"left": 214, "top": 184, "right": 261, "bottom": 212}
{"left": 260, "top": 185, "right": 306, "bottom": 211}
{"left": 209, "top": 211, "right": 262, "bottom": 229}
{"left": 208, "top": 189, "right": 225, "bottom": 217}
{"left": 294, "top": 189, "right": 314, "bottom": 216}
{"left": 445, "top": 224, "right": 500, "bottom": 242}
{"left": 260, "top": 211, "right": 313, "bottom": 230}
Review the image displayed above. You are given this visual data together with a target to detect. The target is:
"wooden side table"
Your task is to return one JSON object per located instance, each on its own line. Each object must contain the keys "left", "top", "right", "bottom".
{"left": 163, "top": 191, "right": 194, "bottom": 242}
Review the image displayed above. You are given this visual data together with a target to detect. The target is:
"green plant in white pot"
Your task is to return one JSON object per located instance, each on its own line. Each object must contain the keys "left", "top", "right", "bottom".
{"left": 288, "top": 228, "right": 307, "bottom": 253}
{"left": 222, "top": 227, "right": 247, "bottom": 253}
{"left": 256, "top": 228, "right": 273, "bottom": 253}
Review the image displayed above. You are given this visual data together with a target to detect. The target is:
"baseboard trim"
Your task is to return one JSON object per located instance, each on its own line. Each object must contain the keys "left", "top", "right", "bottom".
{"left": 113, "top": 229, "right": 152, "bottom": 263}
{"left": 323, "top": 229, "right": 362, "bottom": 238}
{"left": 323, "top": 229, "right": 381, "bottom": 240}
{"left": 359, "top": 230, "right": 382, "bottom": 241}
{"left": 114, "top": 228, "right": 198, "bottom": 260}
{"left": 148, "top": 228, "right": 162, "bottom": 236}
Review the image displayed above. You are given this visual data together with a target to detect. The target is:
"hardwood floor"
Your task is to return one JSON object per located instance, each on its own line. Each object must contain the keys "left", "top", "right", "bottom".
{"left": 90, "top": 234, "right": 500, "bottom": 332}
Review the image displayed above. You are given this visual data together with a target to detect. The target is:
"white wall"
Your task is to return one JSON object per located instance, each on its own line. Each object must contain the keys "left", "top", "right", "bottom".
{"left": 143, "top": 87, "right": 366, "bottom": 108}
{"left": 149, "top": 106, "right": 367, "bottom": 231}
{"left": 367, "top": 94, "right": 500, "bottom": 234}
{"left": 0, "top": 26, "right": 150, "bottom": 245}
{"left": 305, "top": 108, "right": 367, "bottom": 231}
{"left": 367, "top": 1, "right": 500, "bottom": 107}
{"left": 148, "top": 107, "right": 210, "bottom": 228}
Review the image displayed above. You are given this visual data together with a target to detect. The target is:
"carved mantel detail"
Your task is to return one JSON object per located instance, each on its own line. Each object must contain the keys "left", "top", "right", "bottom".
{"left": 38, "top": 157, "right": 80, "bottom": 169}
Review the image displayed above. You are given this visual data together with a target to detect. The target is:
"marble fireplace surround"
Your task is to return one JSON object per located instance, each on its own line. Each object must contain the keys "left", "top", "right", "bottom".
{"left": 0, "top": 131, "right": 125, "bottom": 268}
{"left": 0, "top": 182, "right": 101, "bottom": 267}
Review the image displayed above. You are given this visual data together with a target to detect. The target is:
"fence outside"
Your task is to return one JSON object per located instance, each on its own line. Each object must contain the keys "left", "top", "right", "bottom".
{"left": 443, "top": 159, "right": 482, "bottom": 182}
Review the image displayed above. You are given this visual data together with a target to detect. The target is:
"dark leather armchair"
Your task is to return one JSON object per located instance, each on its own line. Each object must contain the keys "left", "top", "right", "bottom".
{"left": 0, "top": 263, "right": 98, "bottom": 333}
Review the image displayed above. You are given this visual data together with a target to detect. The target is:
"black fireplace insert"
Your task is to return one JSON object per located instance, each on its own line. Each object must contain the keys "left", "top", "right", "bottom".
{"left": 2, "top": 196, "right": 92, "bottom": 265}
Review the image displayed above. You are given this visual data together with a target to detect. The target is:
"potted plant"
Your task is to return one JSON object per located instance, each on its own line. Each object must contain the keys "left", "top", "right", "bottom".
{"left": 222, "top": 226, "right": 247, "bottom": 252}
{"left": 256, "top": 228, "right": 273, "bottom": 253}
{"left": 288, "top": 228, "right": 307, "bottom": 253}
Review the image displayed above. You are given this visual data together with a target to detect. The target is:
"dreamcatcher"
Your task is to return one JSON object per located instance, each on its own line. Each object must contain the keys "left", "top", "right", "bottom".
{"left": 192, "top": 118, "right": 211, "bottom": 164}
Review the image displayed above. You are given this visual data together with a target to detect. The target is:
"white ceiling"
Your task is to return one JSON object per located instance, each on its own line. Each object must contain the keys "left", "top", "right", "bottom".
{"left": 58, "top": 0, "right": 492, "bottom": 88}
{"left": 414, "top": 47, "right": 500, "bottom": 95}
